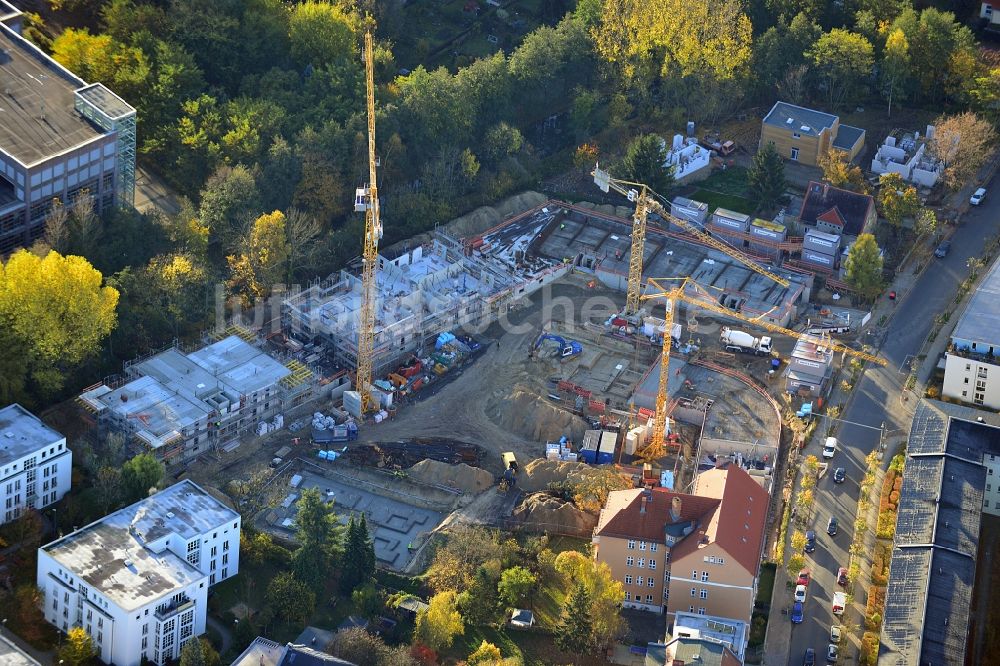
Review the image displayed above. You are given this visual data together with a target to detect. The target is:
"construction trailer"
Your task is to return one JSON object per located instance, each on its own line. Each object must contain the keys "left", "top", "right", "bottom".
{"left": 78, "top": 330, "right": 319, "bottom": 464}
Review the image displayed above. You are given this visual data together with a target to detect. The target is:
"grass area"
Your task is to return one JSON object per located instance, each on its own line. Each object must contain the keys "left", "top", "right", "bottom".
{"left": 445, "top": 626, "right": 607, "bottom": 666}
{"left": 696, "top": 167, "right": 750, "bottom": 196}
{"left": 756, "top": 562, "right": 777, "bottom": 608}
{"left": 691, "top": 188, "right": 757, "bottom": 216}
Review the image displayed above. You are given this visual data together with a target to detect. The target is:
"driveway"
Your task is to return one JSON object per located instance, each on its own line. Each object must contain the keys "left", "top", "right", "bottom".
{"left": 786, "top": 183, "right": 1000, "bottom": 663}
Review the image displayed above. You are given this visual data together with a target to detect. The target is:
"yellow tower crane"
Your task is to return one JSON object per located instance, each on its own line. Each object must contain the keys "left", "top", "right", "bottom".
{"left": 634, "top": 277, "right": 886, "bottom": 461}
{"left": 355, "top": 29, "right": 382, "bottom": 414}
{"left": 592, "top": 165, "right": 790, "bottom": 321}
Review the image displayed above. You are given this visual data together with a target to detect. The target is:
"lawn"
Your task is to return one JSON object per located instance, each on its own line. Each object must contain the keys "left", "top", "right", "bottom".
{"left": 691, "top": 188, "right": 757, "bottom": 216}
{"left": 697, "top": 167, "right": 750, "bottom": 196}
{"left": 445, "top": 626, "right": 608, "bottom": 666}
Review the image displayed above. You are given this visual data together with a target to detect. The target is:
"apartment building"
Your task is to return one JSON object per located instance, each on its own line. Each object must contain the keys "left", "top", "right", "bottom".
{"left": 759, "top": 101, "right": 865, "bottom": 166}
{"left": 593, "top": 463, "right": 768, "bottom": 631}
{"left": 79, "top": 334, "right": 313, "bottom": 463}
{"left": 940, "top": 256, "right": 1000, "bottom": 409}
{"left": 0, "top": 404, "right": 72, "bottom": 524}
{"left": 0, "top": 2, "right": 135, "bottom": 255}
{"left": 37, "top": 480, "right": 240, "bottom": 666}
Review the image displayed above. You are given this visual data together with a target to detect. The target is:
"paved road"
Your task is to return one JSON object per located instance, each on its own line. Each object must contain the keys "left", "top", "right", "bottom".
{"left": 786, "top": 190, "right": 1000, "bottom": 664}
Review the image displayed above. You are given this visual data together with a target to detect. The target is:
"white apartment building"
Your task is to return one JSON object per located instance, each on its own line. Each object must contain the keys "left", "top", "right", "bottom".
{"left": 37, "top": 480, "right": 241, "bottom": 666}
{"left": 943, "top": 257, "right": 1000, "bottom": 409}
{"left": 0, "top": 404, "right": 71, "bottom": 524}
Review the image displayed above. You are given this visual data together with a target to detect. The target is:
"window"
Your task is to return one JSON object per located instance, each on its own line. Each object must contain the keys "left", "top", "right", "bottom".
{"left": 646, "top": 594, "right": 654, "bottom": 603}
{"left": 701, "top": 572, "right": 709, "bottom": 582}
{"left": 142, "top": 637, "right": 148, "bottom": 650}
{"left": 626, "top": 557, "right": 634, "bottom": 567}
{"left": 222, "top": 568, "right": 228, "bottom": 578}
{"left": 717, "top": 558, "right": 724, "bottom": 565}
{"left": 698, "top": 607, "right": 706, "bottom": 615}
{"left": 143, "top": 624, "right": 148, "bottom": 635}
{"left": 689, "top": 606, "right": 695, "bottom": 613}
{"left": 625, "top": 575, "right": 633, "bottom": 585}
{"left": 627, "top": 540, "right": 636, "bottom": 550}
{"left": 792, "top": 132, "right": 801, "bottom": 139}
{"left": 980, "top": 367, "right": 989, "bottom": 379}
{"left": 976, "top": 393, "right": 985, "bottom": 406}
{"left": 222, "top": 553, "right": 228, "bottom": 565}
{"left": 636, "top": 577, "right": 644, "bottom": 586}
{"left": 648, "top": 578, "right": 654, "bottom": 588}
{"left": 650, "top": 543, "right": 658, "bottom": 552}
{"left": 965, "top": 378, "right": 970, "bottom": 384}
{"left": 210, "top": 546, "right": 217, "bottom": 557}
{"left": 986, "top": 500, "right": 991, "bottom": 508}
{"left": 649, "top": 560, "right": 657, "bottom": 570}
{"left": 223, "top": 540, "right": 230, "bottom": 552}
{"left": 638, "top": 542, "right": 646, "bottom": 551}
{"left": 637, "top": 558, "right": 645, "bottom": 568}
{"left": 700, "top": 589, "right": 708, "bottom": 599}
{"left": 692, "top": 570, "right": 698, "bottom": 580}
{"left": 691, "top": 587, "right": 697, "bottom": 597}
{"left": 210, "top": 560, "right": 216, "bottom": 571}
{"left": 624, "top": 592, "right": 631, "bottom": 601}
{"left": 790, "top": 147, "right": 800, "bottom": 160}
{"left": 978, "top": 380, "right": 987, "bottom": 390}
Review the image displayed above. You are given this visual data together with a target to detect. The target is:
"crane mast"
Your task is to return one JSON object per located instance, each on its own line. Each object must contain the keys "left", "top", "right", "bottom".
{"left": 356, "top": 30, "right": 382, "bottom": 414}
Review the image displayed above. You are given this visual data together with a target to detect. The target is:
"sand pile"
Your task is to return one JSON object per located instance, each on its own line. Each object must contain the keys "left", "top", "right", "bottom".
{"left": 519, "top": 459, "right": 612, "bottom": 493}
{"left": 445, "top": 191, "right": 547, "bottom": 238}
{"left": 513, "top": 492, "right": 597, "bottom": 535}
{"left": 486, "top": 387, "right": 588, "bottom": 444}
{"left": 407, "top": 460, "right": 494, "bottom": 493}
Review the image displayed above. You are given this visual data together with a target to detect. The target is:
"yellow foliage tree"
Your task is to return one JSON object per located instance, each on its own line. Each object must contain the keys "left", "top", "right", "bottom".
{"left": 0, "top": 250, "right": 118, "bottom": 397}
{"left": 414, "top": 590, "right": 465, "bottom": 651}
{"left": 58, "top": 626, "right": 96, "bottom": 666}
{"left": 467, "top": 640, "right": 502, "bottom": 665}
{"left": 226, "top": 211, "right": 292, "bottom": 305}
{"left": 553, "top": 550, "right": 626, "bottom": 648}
{"left": 818, "top": 149, "right": 866, "bottom": 193}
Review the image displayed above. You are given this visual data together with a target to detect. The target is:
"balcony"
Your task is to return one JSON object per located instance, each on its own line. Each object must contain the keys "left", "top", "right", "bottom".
{"left": 155, "top": 595, "right": 193, "bottom": 620}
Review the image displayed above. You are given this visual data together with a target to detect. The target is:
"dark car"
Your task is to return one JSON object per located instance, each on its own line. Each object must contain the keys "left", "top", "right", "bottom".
{"left": 792, "top": 601, "right": 804, "bottom": 624}
{"left": 827, "top": 516, "right": 839, "bottom": 536}
{"left": 833, "top": 467, "right": 846, "bottom": 484}
{"left": 804, "top": 647, "right": 816, "bottom": 665}
{"left": 805, "top": 530, "right": 817, "bottom": 553}
{"left": 826, "top": 644, "right": 839, "bottom": 662}
{"left": 837, "top": 567, "right": 849, "bottom": 587}
{"left": 935, "top": 239, "right": 952, "bottom": 258}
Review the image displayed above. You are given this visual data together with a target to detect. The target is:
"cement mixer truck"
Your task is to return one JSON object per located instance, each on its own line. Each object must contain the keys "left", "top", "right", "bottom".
{"left": 720, "top": 327, "right": 772, "bottom": 356}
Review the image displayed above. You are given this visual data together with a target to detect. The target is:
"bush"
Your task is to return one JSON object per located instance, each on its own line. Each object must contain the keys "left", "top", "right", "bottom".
{"left": 861, "top": 631, "right": 880, "bottom": 665}
{"left": 926, "top": 386, "right": 940, "bottom": 399}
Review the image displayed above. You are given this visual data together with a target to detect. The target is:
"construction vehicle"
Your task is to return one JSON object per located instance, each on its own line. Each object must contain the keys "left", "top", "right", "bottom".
{"left": 533, "top": 333, "right": 583, "bottom": 358}
{"left": 632, "top": 277, "right": 887, "bottom": 462}
{"left": 499, "top": 452, "right": 519, "bottom": 491}
{"left": 700, "top": 133, "right": 737, "bottom": 156}
{"left": 592, "top": 165, "right": 789, "bottom": 325}
{"left": 720, "top": 327, "right": 772, "bottom": 355}
{"left": 354, "top": 29, "right": 383, "bottom": 414}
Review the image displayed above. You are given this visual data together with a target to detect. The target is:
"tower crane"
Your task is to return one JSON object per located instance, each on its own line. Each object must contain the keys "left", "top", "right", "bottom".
{"left": 355, "top": 29, "right": 382, "bottom": 414}
{"left": 592, "top": 165, "right": 790, "bottom": 321}
{"left": 634, "top": 277, "right": 885, "bottom": 461}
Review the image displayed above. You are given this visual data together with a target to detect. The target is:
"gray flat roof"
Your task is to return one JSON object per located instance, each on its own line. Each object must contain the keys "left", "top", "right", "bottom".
{"left": 74, "top": 83, "right": 134, "bottom": 121}
{"left": 0, "top": 633, "right": 41, "bottom": 666}
{"left": 762, "top": 101, "right": 838, "bottom": 137}
{"left": 186, "top": 336, "right": 291, "bottom": 395}
{"left": 0, "top": 23, "right": 104, "bottom": 166}
{"left": 42, "top": 480, "right": 238, "bottom": 611}
{"left": 0, "top": 404, "right": 64, "bottom": 465}
{"left": 951, "top": 254, "right": 1000, "bottom": 346}
{"left": 833, "top": 124, "right": 865, "bottom": 151}
{"left": 96, "top": 374, "right": 209, "bottom": 447}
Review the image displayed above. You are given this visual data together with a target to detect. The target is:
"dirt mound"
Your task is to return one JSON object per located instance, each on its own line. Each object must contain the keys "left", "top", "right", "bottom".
{"left": 407, "top": 459, "right": 494, "bottom": 493}
{"left": 519, "top": 459, "right": 612, "bottom": 493}
{"left": 485, "top": 386, "right": 588, "bottom": 444}
{"left": 444, "top": 191, "right": 547, "bottom": 238}
{"left": 513, "top": 492, "right": 597, "bottom": 535}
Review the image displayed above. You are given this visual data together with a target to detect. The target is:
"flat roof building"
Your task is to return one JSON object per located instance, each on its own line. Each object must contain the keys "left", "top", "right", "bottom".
{"left": 37, "top": 480, "right": 241, "bottom": 666}
{"left": 0, "top": 4, "right": 135, "bottom": 254}
{"left": 79, "top": 333, "right": 311, "bottom": 463}
{"left": 0, "top": 403, "right": 71, "bottom": 524}
{"left": 942, "top": 255, "right": 1000, "bottom": 409}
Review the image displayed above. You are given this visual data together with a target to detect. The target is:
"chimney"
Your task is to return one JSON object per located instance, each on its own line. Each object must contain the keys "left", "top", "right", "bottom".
{"left": 640, "top": 495, "right": 648, "bottom": 514}
{"left": 671, "top": 496, "right": 683, "bottom": 521}
{"left": 823, "top": 183, "right": 829, "bottom": 199}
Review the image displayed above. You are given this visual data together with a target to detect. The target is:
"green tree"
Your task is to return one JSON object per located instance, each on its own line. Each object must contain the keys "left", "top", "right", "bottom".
{"left": 340, "top": 514, "right": 376, "bottom": 593}
{"left": 292, "top": 487, "right": 337, "bottom": 587}
{"left": 806, "top": 29, "right": 874, "bottom": 108}
{"left": 120, "top": 453, "right": 165, "bottom": 503}
{"left": 915, "top": 208, "right": 937, "bottom": 238}
{"left": 414, "top": 591, "right": 464, "bottom": 651}
{"left": 198, "top": 164, "right": 262, "bottom": 253}
{"left": 748, "top": 142, "right": 786, "bottom": 210}
{"left": 552, "top": 551, "right": 626, "bottom": 648}
{"left": 58, "top": 627, "right": 96, "bottom": 666}
{"left": 890, "top": 7, "right": 977, "bottom": 104}
{"left": 619, "top": 134, "right": 672, "bottom": 195}
{"left": 199, "top": 639, "right": 220, "bottom": 666}
{"left": 288, "top": 1, "right": 358, "bottom": 68}
{"left": 881, "top": 28, "right": 910, "bottom": 114}
{"left": 878, "top": 173, "right": 919, "bottom": 230}
{"left": 179, "top": 637, "right": 206, "bottom": 666}
{"left": 457, "top": 563, "right": 503, "bottom": 626}
{"left": 351, "top": 583, "right": 381, "bottom": 618}
{"left": 267, "top": 571, "right": 316, "bottom": 624}
{"left": 844, "top": 233, "right": 884, "bottom": 302}
{"left": 497, "top": 566, "right": 536, "bottom": 607}
{"left": 555, "top": 582, "right": 595, "bottom": 660}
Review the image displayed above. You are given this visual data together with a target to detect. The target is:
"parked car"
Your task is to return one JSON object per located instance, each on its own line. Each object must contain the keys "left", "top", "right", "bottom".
{"left": 826, "top": 644, "right": 839, "bottom": 663}
{"left": 830, "top": 626, "right": 842, "bottom": 643}
{"left": 794, "top": 584, "right": 808, "bottom": 603}
{"left": 837, "top": 567, "right": 849, "bottom": 587}
{"left": 971, "top": 187, "right": 987, "bottom": 205}
{"left": 934, "top": 239, "right": 952, "bottom": 258}
{"left": 827, "top": 516, "right": 839, "bottom": 536}
{"left": 803, "top": 647, "right": 816, "bottom": 666}
{"left": 805, "top": 530, "right": 817, "bottom": 553}
{"left": 833, "top": 467, "right": 846, "bottom": 484}
{"left": 797, "top": 568, "right": 811, "bottom": 586}
{"left": 791, "top": 601, "right": 804, "bottom": 624}
{"left": 822, "top": 437, "right": 838, "bottom": 459}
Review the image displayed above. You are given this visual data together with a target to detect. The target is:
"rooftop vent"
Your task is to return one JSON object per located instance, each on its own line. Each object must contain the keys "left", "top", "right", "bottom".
{"left": 800, "top": 125, "right": 810, "bottom": 132}
{"left": 124, "top": 559, "right": 133, "bottom": 567}
{"left": 786, "top": 118, "right": 794, "bottom": 125}
{"left": 166, "top": 511, "right": 175, "bottom": 519}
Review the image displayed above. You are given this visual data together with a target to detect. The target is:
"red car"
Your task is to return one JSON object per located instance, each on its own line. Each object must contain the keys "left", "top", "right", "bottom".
{"left": 797, "top": 568, "right": 811, "bottom": 586}
{"left": 837, "top": 567, "right": 848, "bottom": 587}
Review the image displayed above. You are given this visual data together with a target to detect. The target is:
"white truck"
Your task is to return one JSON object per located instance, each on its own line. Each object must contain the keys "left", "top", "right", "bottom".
{"left": 720, "top": 327, "right": 772, "bottom": 356}
{"left": 832, "top": 591, "right": 846, "bottom": 616}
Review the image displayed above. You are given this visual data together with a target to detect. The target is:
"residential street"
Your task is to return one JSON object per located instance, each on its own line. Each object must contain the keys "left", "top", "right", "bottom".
{"left": 784, "top": 183, "right": 1000, "bottom": 664}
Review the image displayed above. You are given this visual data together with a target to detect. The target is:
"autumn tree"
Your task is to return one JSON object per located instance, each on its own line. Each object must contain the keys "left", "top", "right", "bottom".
{"left": 555, "top": 582, "right": 595, "bottom": 660}
{"left": 915, "top": 208, "right": 938, "bottom": 238}
{"left": 791, "top": 530, "right": 807, "bottom": 552}
{"left": 427, "top": 525, "right": 502, "bottom": 593}
{"left": 328, "top": 628, "right": 418, "bottom": 666}
{"left": 553, "top": 550, "right": 626, "bottom": 647}
{"left": 414, "top": 591, "right": 464, "bottom": 651}
{"left": 881, "top": 29, "right": 910, "bottom": 114}
{"left": 0, "top": 249, "right": 118, "bottom": 401}
{"left": 844, "top": 233, "right": 884, "bottom": 302}
{"left": 43, "top": 198, "right": 71, "bottom": 255}
{"left": 58, "top": 627, "right": 96, "bottom": 666}
{"left": 878, "top": 173, "right": 919, "bottom": 230}
{"left": 227, "top": 210, "right": 292, "bottom": 305}
{"left": 819, "top": 149, "right": 865, "bottom": 193}
{"left": 807, "top": 29, "right": 874, "bottom": 108}
{"left": 285, "top": 208, "right": 323, "bottom": 282}
{"left": 288, "top": 1, "right": 358, "bottom": 68}
{"left": 468, "top": 641, "right": 505, "bottom": 665}
{"left": 267, "top": 572, "right": 316, "bottom": 624}
{"left": 180, "top": 637, "right": 206, "bottom": 666}
{"left": 748, "top": 142, "right": 786, "bottom": 210}
{"left": 929, "top": 112, "right": 998, "bottom": 192}
{"left": 227, "top": 465, "right": 281, "bottom": 520}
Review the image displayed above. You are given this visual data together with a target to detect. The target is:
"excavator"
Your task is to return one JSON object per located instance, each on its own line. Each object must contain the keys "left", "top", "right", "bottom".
{"left": 532, "top": 333, "right": 583, "bottom": 359}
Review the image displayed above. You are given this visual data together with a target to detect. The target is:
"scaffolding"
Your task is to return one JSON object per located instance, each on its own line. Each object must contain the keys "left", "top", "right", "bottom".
{"left": 73, "top": 83, "right": 137, "bottom": 209}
